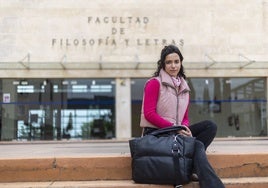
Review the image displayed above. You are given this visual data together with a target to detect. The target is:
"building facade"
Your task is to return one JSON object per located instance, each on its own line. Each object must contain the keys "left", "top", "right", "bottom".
{"left": 0, "top": 0, "right": 267, "bottom": 140}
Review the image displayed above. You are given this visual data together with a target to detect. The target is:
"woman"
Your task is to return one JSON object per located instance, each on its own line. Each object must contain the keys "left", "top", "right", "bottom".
{"left": 140, "top": 45, "right": 225, "bottom": 188}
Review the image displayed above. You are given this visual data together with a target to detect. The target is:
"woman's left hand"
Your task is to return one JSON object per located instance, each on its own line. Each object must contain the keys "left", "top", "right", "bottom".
{"left": 178, "top": 125, "right": 192, "bottom": 137}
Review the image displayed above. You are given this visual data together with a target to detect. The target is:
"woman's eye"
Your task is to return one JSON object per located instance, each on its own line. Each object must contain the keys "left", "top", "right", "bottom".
{"left": 165, "top": 60, "right": 180, "bottom": 65}
{"left": 165, "top": 61, "right": 171, "bottom": 64}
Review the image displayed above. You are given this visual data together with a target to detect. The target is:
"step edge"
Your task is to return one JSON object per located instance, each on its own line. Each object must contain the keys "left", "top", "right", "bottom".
{"left": 1, "top": 177, "right": 268, "bottom": 187}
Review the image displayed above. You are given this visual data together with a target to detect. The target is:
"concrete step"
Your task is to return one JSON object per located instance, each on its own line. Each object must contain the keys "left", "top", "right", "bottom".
{"left": 0, "top": 178, "right": 268, "bottom": 188}
{"left": 0, "top": 154, "right": 268, "bottom": 182}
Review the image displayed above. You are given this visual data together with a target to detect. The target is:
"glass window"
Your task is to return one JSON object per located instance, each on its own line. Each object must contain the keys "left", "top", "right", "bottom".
{"left": 0, "top": 78, "right": 115, "bottom": 141}
{"left": 131, "top": 78, "right": 147, "bottom": 137}
{"left": 131, "top": 77, "right": 267, "bottom": 137}
{"left": 188, "top": 78, "right": 267, "bottom": 137}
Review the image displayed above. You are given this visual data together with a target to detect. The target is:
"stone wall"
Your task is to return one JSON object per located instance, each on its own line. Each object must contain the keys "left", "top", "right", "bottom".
{"left": 1, "top": 0, "right": 268, "bottom": 64}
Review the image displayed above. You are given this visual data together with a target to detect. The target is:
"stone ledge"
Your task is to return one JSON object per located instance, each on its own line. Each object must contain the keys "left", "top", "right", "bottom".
{"left": 0, "top": 154, "right": 267, "bottom": 182}
{"left": 0, "top": 178, "right": 268, "bottom": 188}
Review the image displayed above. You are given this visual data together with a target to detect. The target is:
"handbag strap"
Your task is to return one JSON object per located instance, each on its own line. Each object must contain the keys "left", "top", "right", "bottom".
{"left": 172, "top": 135, "right": 184, "bottom": 186}
{"left": 149, "top": 126, "right": 186, "bottom": 136}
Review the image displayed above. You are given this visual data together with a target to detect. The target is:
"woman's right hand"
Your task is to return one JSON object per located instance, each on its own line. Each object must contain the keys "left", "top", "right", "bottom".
{"left": 178, "top": 125, "right": 192, "bottom": 137}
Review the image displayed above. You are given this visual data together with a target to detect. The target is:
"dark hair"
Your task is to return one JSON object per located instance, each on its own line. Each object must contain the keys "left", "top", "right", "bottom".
{"left": 153, "top": 44, "right": 186, "bottom": 79}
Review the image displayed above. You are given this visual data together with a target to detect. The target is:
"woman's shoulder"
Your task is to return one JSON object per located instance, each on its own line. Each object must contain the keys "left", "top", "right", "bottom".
{"left": 143, "top": 77, "right": 161, "bottom": 90}
{"left": 146, "top": 77, "right": 160, "bottom": 85}
{"left": 144, "top": 77, "right": 161, "bottom": 93}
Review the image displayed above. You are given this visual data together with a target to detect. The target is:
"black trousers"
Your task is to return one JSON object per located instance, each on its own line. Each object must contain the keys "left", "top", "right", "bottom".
{"left": 194, "top": 139, "right": 225, "bottom": 188}
{"left": 190, "top": 120, "right": 224, "bottom": 187}
{"left": 189, "top": 120, "right": 217, "bottom": 150}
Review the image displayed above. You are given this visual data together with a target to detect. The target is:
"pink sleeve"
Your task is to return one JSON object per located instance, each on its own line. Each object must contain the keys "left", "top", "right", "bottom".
{"left": 143, "top": 79, "right": 173, "bottom": 128}
{"left": 181, "top": 102, "right": 190, "bottom": 126}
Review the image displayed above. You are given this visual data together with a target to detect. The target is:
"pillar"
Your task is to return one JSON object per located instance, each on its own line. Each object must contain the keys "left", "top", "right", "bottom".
{"left": 115, "top": 78, "right": 131, "bottom": 139}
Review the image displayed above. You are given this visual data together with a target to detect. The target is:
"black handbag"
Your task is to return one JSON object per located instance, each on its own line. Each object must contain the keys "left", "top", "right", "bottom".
{"left": 129, "top": 126, "right": 196, "bottom": 185}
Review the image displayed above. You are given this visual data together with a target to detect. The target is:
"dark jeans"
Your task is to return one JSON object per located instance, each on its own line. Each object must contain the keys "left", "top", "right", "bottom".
{"left": 190, "top": 120, "right": 224, "bottom": 187}
{"left": 189, "top": 120, "right": 217, "bottom": 150}
{"left": 194, "top": 140, "right": 225, "bottom": 188}
{"left": 143, "top": 120, "right": 225, "bottom": 188}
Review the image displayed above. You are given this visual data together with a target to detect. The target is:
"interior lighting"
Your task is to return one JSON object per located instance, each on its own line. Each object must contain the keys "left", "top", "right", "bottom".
{"left": 62, "top": 80, "right": 69, "bottom": 85}
{"left": 13, "top": 81, "right": 20, "bottom": 85}
{"left": 17, "top": 85, "right": 34, "bottom": 93}
{"left": 21, "top": 81, "right": 28, "bottom": 85}
{"left": 72, "top": 85, "right": 88, "bottom": 93}
{"left": 90, "top": 85, "right": 112, "bottom": 93}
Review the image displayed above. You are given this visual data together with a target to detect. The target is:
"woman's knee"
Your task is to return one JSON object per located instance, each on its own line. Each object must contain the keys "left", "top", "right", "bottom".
{"left": 204, "top": 120, "right": 217, "bottom": 134}
{"left": 194, "top": 140, "right": 206, "bottom": 158}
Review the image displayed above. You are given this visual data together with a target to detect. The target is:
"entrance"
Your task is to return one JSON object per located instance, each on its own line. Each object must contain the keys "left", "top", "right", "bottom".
{"left": 1, "top": 78, "right": 115, "bottom": 141}
{"left": 131, "top": 77, "right": 267, "bottom": 137}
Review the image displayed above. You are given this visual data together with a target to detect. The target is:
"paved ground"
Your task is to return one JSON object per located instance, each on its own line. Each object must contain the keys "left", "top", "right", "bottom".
{"left": 0, "top": 137, "right": 268, "bottom": 159}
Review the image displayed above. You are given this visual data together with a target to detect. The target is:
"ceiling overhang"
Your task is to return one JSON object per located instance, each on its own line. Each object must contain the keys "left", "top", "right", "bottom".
{"left": 1, "top": 53, "right": 268, "bottom": 70}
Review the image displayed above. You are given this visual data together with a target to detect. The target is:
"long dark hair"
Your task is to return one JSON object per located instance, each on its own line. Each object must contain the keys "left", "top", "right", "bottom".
{"left": 153, "top": 45, "right": 186, "bottom": 79}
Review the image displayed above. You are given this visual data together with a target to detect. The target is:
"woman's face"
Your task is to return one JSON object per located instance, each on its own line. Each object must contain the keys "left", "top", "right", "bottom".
{"left": 164, "top": 52, "right": 181, "bottom": 77}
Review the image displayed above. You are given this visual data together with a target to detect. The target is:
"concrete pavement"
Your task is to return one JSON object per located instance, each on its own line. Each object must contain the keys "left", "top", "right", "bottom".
{"left": 0, "top": 137, "right": 268, "bottom": 159}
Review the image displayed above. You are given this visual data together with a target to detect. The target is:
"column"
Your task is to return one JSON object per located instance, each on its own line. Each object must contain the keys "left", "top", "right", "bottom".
{"left": 115, "top": 78, "right": 131, "bottom": 139}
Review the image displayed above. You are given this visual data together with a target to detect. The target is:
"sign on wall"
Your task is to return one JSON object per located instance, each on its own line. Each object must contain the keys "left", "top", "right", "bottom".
{"left": 0, "top": 0, "right": 266, "bottom": 63}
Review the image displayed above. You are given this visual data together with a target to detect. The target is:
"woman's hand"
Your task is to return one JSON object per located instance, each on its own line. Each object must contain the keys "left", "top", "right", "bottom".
{"left": 178, "top": 125, "right": 192, "bottom": 137}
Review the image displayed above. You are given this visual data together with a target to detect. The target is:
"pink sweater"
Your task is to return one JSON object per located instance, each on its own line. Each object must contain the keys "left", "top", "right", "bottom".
{"left": 143, "top": 79, "right": 190, "bottom": 128}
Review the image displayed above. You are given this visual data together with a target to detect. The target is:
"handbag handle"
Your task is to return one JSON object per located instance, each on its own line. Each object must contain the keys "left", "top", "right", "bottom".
{"left": 149, "top": 126, "right": 186, "bottom": 136}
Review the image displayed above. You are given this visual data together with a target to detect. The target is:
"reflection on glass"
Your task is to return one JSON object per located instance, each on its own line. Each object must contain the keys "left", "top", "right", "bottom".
{"left": 189, "top": 78, "right": 266, "bottom": 137}
{"left": 130, "top": 78, "right": 267, "bottom": 138}
{"left": 1, "top": 78, "right": 115, "bottom": 141}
